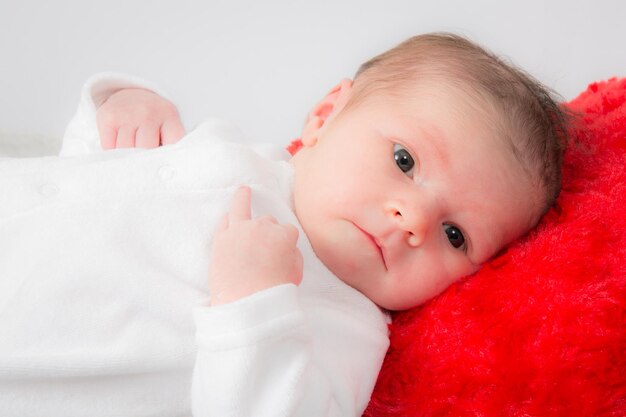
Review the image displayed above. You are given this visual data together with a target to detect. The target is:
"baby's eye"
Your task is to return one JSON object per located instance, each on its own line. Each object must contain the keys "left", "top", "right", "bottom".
{"left": 444, "top": 224, "right": 466, "bottom": 250}
{"left": 393, "top": 143, "right": 415, "bottom": 176}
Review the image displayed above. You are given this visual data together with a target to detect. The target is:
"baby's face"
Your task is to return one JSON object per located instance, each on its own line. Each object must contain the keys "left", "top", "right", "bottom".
{"left": 291, "top": 81, "right": 541, "bottom": 310}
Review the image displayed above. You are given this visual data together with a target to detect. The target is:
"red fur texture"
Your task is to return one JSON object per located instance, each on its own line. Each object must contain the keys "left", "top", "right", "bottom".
{"left": 363, "top": 78, "right": 626, "bottom": 416}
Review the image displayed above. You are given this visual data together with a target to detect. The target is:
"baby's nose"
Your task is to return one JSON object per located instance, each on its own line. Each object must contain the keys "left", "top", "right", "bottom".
{"left": 384, "top": 200, "right": 430, "bottom": 247}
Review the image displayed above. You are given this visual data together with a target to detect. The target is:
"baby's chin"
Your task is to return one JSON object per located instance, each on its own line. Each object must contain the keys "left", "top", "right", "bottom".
{"left": 301, "top": 222, "right": 353, "bottom": 270}
{"left": 302, "top": 223, "right": 388, "bottom": 303}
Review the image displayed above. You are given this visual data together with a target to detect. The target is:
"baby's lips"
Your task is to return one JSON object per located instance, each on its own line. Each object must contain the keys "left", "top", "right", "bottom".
{"left": 354, "top": 223, "right": 388, "bottom": 270}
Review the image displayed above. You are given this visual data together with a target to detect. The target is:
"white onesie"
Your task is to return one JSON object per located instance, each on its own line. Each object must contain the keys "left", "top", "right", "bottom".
{"left": 0, "top": 74, "right": 389, "bottom": 417}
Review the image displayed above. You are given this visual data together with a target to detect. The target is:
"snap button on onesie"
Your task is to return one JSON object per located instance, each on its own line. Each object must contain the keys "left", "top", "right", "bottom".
{"left": 39, "top": 183, "right": 59, "bottom": 198}
{"left": 158, "top": 165, "right": 175, "bottom": 181}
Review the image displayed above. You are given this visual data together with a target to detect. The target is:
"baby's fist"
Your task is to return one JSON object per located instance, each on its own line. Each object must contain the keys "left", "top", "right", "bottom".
{"left": 96, "top": 88, "right": 185, "bottom": 149}
{"left": 208, "top": 186, "right": 303, "bottom": 306}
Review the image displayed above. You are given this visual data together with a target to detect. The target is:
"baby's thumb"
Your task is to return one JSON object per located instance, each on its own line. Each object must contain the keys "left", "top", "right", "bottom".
{"left": 292, "top": 249, "right": 304, "bottom": 286}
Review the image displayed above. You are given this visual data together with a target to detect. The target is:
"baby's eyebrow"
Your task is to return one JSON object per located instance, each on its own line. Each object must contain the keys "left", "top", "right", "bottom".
{"left": 415, "top": 124, "right": 449, "bottom": 167}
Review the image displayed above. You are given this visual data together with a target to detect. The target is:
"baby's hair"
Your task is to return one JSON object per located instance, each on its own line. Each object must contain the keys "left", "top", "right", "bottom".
{"left": 348, "top": 32, "right": 571, "bottom": 216}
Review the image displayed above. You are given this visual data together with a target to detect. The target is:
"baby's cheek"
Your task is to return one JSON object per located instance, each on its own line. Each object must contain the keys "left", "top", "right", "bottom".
{"left": 440, "top": 256, "right": 477, "bottom": 289}
{"left": 405, "top": 255, "right": 458, "bottom": 304}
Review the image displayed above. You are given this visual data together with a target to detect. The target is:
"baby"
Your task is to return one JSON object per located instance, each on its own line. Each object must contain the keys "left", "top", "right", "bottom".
{"left": 0, "top": 33, "right": 567, "bottom": 416}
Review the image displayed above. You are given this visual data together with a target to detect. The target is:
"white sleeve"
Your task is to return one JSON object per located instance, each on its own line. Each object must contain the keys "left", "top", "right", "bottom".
{"left": 192, "top": 284, "right": 389, "bottom": 417}
{"left": 59, "top": 72, "right": 170, "bottom": 157}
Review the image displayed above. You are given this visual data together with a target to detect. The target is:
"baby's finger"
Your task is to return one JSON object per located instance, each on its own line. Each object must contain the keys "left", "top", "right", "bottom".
{"left": 282, "top": 223, "right": 300, "bottom": 244}
{"left": 256, "top": 215, "right": 278, "bottom": 224}
{"left": 116, "top": 125, "right": 136, "bottom": 148}
{"left": 99, "top": 125, "right": 117, "bottom": 150}
{"left": 215, "top": 213, "right": 229, "bottom": 232}
{"left": 228, "top": 186, "right": 252, "bottom": 223}
{"left": 292, "top": 249, "right": 304, "bottom": 286}
{"left": 161, "top": 117, "right": 185, "bottom": 146}
{"left": 136, "top": 120, "right": 160, "bottom": 149}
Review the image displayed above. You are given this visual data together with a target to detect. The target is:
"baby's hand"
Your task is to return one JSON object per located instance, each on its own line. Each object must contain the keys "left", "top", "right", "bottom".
{"left": 208, "top": 186, "right": 303, "bottom": 306}
{"left": 96, "top": 88, "right": 185, "bottom": 149}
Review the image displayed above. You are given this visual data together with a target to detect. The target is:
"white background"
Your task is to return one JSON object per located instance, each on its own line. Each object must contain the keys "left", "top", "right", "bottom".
{"left": 1, "top": 0, "right": 624, "bottom": 146}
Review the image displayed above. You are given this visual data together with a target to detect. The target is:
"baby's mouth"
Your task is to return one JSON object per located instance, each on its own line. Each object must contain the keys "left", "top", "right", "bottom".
{"left": 354, "top": 223, "right": 388, "bottom": 270}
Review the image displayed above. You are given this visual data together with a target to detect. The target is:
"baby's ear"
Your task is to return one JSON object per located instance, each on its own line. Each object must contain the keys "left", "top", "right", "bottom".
{"left": 301, "top": 79, "right": 353, "bottom": 147}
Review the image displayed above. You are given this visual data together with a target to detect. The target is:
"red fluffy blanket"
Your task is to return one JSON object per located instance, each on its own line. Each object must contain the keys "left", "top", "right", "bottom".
{"left": 364, "top": 78, "right": 626, "bottom": 416}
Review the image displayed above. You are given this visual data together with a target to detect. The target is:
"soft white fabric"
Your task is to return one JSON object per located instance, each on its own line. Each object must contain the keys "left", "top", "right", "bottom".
{"left": 0, "top": 74, "right": 389, "bottom": 417}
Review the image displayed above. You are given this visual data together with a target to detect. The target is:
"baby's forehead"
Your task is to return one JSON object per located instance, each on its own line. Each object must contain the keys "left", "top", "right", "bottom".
{"left": 360, "top": 78, "right": 503, "bottom": 136}
{"left": 359, "top": 73, "right": 498, "bottom": 116}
